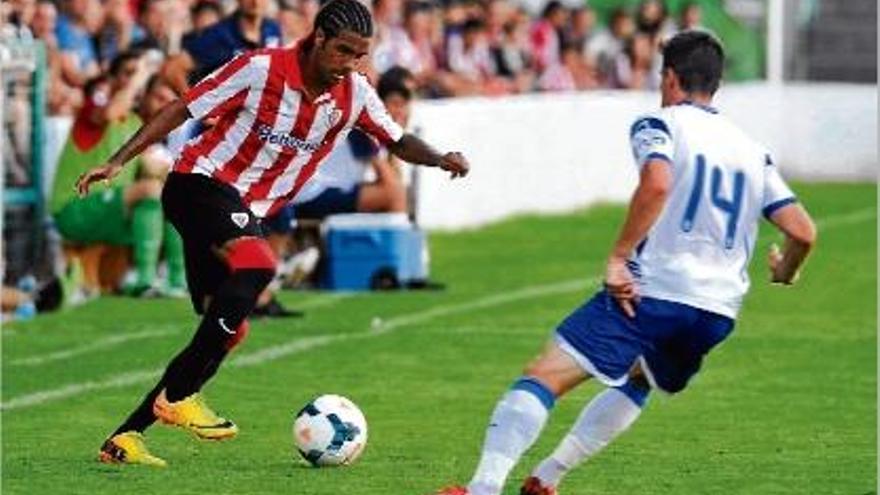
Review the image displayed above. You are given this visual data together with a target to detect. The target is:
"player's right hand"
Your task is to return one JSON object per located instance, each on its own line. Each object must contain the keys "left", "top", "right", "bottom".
{"left": 439, "top": 152, "right": 469, "bottom": 179}
{"left": 605, "top": 257, "right": 638, "bottom": 318}
{"left": 75, "top": 162, "right": 124, "bottom": 197}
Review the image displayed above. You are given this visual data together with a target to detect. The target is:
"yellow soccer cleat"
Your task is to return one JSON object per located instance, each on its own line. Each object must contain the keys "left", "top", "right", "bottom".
{"left": 153, "top": 390, "right": 239, "bottom": 440}
{"left": 98, "top": 431, "right": 167, "bottom": 467}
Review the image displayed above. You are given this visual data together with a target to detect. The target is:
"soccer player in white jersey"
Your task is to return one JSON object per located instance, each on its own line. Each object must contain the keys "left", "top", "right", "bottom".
{"left": 75, "top": 0, "right": 469, "bottom": 467}
{"left": 435, "top": 31, "right": 816, "bottom": 495}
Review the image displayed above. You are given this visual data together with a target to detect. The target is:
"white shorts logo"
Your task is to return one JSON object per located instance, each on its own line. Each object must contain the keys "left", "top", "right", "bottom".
{"left": 218, "top": 318, "right": 236, "bottom": 335}
{"left": 231, "top": 212, "right": 249, "bottom": 228}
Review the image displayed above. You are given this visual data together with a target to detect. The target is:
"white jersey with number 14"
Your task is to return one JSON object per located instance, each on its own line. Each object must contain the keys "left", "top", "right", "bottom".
{"left": 628, "top": 102, "right": 796, "bottom": 319}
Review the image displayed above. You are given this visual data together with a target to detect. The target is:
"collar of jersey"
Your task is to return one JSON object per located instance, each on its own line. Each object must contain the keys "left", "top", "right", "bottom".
{"left": 678, "top": 100, "right": 719, "bottom": 114}
{"left": 283, "top": 43, "right": 336, "bottom": 103}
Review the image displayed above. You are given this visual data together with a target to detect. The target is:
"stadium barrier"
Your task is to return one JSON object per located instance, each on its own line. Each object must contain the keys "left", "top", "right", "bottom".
{"left": 411, "top": 83, "right": 877, "bottom": 230}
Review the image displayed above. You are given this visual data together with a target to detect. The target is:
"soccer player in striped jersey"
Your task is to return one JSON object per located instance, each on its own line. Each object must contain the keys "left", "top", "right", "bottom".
{"left": 434, "top": 31, "right": 816, "bottom": 495}
{"left": 78, "top": 0, "right": 469, "bottom": 467}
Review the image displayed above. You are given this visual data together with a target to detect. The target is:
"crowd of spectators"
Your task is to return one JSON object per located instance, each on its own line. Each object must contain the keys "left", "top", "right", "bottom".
{"left": 1, "top": 0, "right": 710, "bottom": 315}
{"left": 3, "top": 0, "right": 709, "bottom": 108}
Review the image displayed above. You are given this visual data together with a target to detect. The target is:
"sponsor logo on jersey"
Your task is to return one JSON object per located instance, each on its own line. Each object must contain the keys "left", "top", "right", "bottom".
{"left": 257, "top": 124, "right": 322, "bottom": 153}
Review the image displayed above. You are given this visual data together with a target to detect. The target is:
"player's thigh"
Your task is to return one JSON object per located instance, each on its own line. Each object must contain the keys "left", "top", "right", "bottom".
{"left": 523, "top": 339, "right": 590, "bottom": 397}
{"left": 180, "top": 236, "right": 228, "bottom": 314}
{"left": 162, "top": 173, "right": 263, "bottom": 312}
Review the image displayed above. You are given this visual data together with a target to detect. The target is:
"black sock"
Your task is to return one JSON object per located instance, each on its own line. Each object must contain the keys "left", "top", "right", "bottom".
{"left": 163, "top": 268, "right": 272, "bottom": 402}
{"left": 112, "top": 382, "right": 164, "bottom": 436}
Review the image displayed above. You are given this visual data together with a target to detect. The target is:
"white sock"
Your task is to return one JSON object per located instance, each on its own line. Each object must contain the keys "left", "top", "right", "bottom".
{"left": 532, "top": 387, "right": 643, "bottom": 488}
{"left": 468, "top": 385, "right": 553, "bottom": 495}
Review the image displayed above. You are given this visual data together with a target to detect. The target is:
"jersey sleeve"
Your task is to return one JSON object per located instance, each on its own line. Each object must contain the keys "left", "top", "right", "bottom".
{"left": 183, "top": 52, "right": 258, "bottom": 120}
{"left": 629, "top": 114, "right": 674, "bottom": 169}
{"left": 761, "top": 153, "right": 797, "bottom": 219}
{"left": 353, "top": 77, "right": 404, "bottom": 147}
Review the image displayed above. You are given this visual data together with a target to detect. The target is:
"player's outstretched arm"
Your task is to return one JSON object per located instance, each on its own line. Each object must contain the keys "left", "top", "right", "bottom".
{"left": 387, "top": 134, "right": 469, "bottom": 179}
{"left": 606, "top": 159, "right": 672, "bottom": 317}
{"left": 75, "top": 99, "right": 191, "bottom": 196}
{"left": 767, "top": 203, "right": 817, "bottom": 285}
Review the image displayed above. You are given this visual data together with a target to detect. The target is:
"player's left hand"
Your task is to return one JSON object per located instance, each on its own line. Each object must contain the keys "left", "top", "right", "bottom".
{"left": 438, "top": 152, "right": 469, "bottom": 179}
{"left": 605, "top": 257, "right": 639, "bottom": 318}
{"left": 768, "top": 243, "right": 798, "bottom": 285}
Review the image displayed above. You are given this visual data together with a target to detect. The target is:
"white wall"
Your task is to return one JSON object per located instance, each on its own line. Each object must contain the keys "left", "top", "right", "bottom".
{"left": 411, "top": 83, "right": 877, "bottom": 230}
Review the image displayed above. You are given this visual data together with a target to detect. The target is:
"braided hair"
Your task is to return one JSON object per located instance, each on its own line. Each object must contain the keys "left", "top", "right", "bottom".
{"left": 313, "top": 0, "right": 373, "bottom": 39}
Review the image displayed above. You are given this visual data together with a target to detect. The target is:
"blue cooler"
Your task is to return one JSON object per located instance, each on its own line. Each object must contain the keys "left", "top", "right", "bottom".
{"left": 321, "top": 213, "right": 428, "bottom": 290}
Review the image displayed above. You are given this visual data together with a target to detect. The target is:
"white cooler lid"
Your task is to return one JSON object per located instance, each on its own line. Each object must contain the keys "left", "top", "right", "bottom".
{"left": 323, "top": 212, "right": 412, "bottom": 230}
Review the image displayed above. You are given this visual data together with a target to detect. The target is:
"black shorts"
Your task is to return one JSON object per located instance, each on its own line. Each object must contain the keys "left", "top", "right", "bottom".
{"left": 162, "top": 172, "right": 263, "bottom": 314}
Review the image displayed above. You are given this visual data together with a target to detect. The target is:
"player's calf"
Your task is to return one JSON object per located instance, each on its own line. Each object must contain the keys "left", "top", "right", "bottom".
{"left": 162, "top": 237, "right": 275, "bottom": 402}
{"left": 529, "top": 380, "right": 649, "bottom": 490}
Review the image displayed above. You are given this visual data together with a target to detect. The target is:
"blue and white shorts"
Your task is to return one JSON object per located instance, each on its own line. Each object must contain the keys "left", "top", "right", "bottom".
{"left": 555, "top": 290, "right": 735, "bottom": 394}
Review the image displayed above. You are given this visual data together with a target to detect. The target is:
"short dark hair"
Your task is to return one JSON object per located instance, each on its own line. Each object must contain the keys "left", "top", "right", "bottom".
{"left": 108, "top": 50, "right": 142, "bottom": 78}
{"left": 662, "top": 30, "right": 724, "bottom": 95}
{"left": 404, "top": 0, "right": 433, "bottom": 20}
{"left": 191, "top": 0, "right": 222, "bottom": 18}
{"left": 462, "top": 17, "right": 485, "bottom": 34}
{"left": 542, "top": 0, "right": 564, "bottom": 19}
{"left": 314, "top": 0, "right": 373, "bottom": 39}
{"left": 377, "top": 66, "right": 413, "bottom": 100}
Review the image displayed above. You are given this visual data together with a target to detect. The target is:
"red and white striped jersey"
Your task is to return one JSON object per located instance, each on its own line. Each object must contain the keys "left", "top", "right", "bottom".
{"left": 175, "top": 45, "right": 404, "bottom": 217}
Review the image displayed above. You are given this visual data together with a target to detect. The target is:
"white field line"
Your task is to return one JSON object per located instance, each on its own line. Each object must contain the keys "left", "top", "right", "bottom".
{"left": 1, "top": 206, "right": 873, "bottom": 411}
{"left": 814, "top": 207, "right": 875, "bottom": 229}
{"left": 3, "top": 290, "right": 349, "bottom": 355}
{"left": 0, "top": 369, "right": 165, "bottom": 411}
{"left": 294, "top": 293, "right": 355, "bottom": 309}
{"left": 9, "top": 329, "right": 179, "bottom": 367}
{"left": 1, "top": 278, "right": 596, "bottom": 411}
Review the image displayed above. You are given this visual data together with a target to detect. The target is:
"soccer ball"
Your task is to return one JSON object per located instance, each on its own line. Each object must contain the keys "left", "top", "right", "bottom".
{"left": 293, "top": 394, "right": 368, "bottom": 467}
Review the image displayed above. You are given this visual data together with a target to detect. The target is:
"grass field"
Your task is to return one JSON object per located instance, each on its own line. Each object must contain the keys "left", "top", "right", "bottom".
{"left": 2, "top": 182, "right": 876, "bottom": 495}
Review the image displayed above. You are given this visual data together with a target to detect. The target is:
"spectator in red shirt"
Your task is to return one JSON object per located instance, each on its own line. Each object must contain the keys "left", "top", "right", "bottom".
{"left": 529, "top": 0, "right": 567, "bottom": 73}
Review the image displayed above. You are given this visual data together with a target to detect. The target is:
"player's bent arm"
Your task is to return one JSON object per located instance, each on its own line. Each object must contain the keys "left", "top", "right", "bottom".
{"left": 387, "top": 134, "right": 469, "bottom": 178}
{"left": 767, "top": 203, "right": 817, "bottom": 285}
{"left": 75, "top": 99, "right": 191, "bottom": 196}
{"left": 106, "top": 99, "right": 190, "bottom": 168}
{"left": 609, "top": 159, "right": 673, "bottom": 261}
{"left": 604, "top": 159, "right": 671, "bottom": 317}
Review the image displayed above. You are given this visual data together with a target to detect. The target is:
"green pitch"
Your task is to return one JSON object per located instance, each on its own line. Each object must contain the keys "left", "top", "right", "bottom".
{"left": 3, "top": 183, "right": 875, "bottom": 494}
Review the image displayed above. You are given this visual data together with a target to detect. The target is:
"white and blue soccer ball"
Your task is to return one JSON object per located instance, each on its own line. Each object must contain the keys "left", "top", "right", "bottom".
{"left": 293, "top": 394, "right": 368, "bottom": 467}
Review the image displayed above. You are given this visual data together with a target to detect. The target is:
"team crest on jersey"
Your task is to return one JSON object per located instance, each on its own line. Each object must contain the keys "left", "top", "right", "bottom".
{"left": 231, "top": 212, "right": 250, "bottom": 228}
{"left": 326, "top": 108, "right": 343, "bottom": 128}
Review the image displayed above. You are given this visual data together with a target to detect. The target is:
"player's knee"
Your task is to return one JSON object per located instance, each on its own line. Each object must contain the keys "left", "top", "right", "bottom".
{"left": 225, "top": 237, "right": 277, "bottom": 289}
{"left": 522, "top": 360, "right": 561, "bottom": 395}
